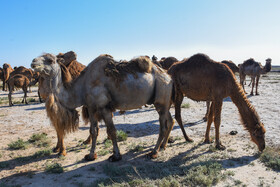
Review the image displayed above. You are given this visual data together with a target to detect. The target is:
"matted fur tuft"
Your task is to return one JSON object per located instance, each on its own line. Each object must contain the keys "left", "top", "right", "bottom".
{"left": 45, "top": 94, "right": 79, "bottom": 135}
{"left": 104, "top": 56, "right": 153, "bottom": 84}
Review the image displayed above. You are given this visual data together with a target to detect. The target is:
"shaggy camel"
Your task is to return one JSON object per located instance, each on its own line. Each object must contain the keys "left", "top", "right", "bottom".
{"left": 0, "top": 67, "right": 4, "bottom": 90}
{"left": 239, "top": 58, "right": 272, "bottom": 95}
{"left": 7, "top": 74, "right": 37, "bottom": 106}
{"left": 168, "top": 53, "right": 266, "bottom": 151}
{"left": 2, "top": 63, "right": 14, "bottom": 91}
{"left": 32, "top": 53, "right": 174, "bottom": 161}
{"left": 36, "top": 51, "right": 88, "bottom": 156}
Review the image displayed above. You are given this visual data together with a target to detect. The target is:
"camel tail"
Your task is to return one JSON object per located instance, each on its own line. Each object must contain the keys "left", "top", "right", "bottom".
{"left": 82, "top": 106, "right": 90, "bottom": 125}
{"left": 229, "top": 79, "right": 262, "bottom": 132}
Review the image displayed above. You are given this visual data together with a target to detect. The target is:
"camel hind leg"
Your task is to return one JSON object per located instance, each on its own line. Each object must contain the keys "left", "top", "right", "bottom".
{"left": 148, "top": 103, "right": 173, "bottom": 159}
{"left": 255, "top": 75, "right": 260, "bottom": 95}
{"left": 174, "top": 90, "right": 193, "bottom": 142}
{"left": 213, "top": 100, "right": 225, "bottom": 150}
{"left": 22, "top": 85, "right": 28, "bottom": 104}
{"left": 8, "top": 83, "right": 14, "bottom": 106}
{"left": 250, "top": 77, "right": 255, "bottom": 95}
{"left": 204, "top": 102, "right": 214, "bottom": 143}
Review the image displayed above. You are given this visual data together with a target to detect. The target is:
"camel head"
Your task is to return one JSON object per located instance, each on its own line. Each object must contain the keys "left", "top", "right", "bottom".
{"left": 31, "top": 53, "right": 61, "bottom": 77}
{"left": 264, "top": 58, "right": 272, "bottom": 73}
{"left": 57, "top": 51, "right": 77, "bottom": 67}
{"left": 250, "top": 123, "right": 266, "bottom": 151}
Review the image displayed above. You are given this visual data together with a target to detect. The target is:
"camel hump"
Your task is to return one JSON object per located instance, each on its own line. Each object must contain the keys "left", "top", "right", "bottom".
{"left": 243, "top": 58, "right": 258, "bottom": 66}
{"left": 104, "top": 56, "right": 153, "bottom": 83}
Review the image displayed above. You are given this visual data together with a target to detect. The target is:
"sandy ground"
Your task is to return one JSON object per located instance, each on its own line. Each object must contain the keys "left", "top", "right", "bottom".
{"left": 0, "top": 72, "right": 279, "bottom": 186}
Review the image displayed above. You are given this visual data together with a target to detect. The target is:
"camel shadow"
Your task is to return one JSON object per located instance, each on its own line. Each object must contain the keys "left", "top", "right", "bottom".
{"left": 113, "top": 108, "right": 155, "bottom": 116}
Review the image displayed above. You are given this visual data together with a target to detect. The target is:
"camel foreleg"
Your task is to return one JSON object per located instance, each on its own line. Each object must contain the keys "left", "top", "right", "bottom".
{"left": 53, "top": 129, "right": 66, "bottom": 156}
{"left": 250, "top": 77, "right": 256, "bottom": 96}
{"left": 22, "top": 86, "right": 28, "bottom": 105}
{"left": 255, "top": 75, "right": 260, "bottom": 95}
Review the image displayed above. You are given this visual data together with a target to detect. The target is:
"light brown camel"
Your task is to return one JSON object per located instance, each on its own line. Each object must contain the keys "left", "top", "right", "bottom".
{"left": 239, "top": 58, "right": 272, "bottom": 95}
{"left": 168, "top": 53, "right": 266, "bottom": 151}
{"left": 36, "top": 51, "right": 88, "bottom": 156}
{"left": 31, "top": 53, "right": 174, "bottom": 161}
{"left": 2, "top": 63, "right": 14, "bottom": 91}
{"left": 7, "top": 74, "right": 38, "bottom": 106}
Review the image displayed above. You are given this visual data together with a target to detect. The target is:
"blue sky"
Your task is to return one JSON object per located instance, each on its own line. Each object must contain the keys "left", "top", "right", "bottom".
{"left": 1, "top": 0, "right": 279, "bottom": 67}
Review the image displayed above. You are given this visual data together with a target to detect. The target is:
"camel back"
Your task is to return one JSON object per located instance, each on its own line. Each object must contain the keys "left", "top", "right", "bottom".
{"left": 243, "top": 58, "right": 258, "bottom": 66}
{"left": 104, "top": 56, "right": 153, "bottom": 84}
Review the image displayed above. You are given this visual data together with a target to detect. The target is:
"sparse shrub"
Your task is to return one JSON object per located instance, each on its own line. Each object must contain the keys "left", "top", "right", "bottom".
{"left": 181, "top": 103, "right": 190, "bottom": 108}
{"left": 116, "top": 130, "right": 128, "bottom": 142}
{"left": 32, "top": 149, "right": 52, "bottom": 159}
{"left": 98, "top": 149, "right": 110, "bottom": 156}
{"left": 8, "top": 138, "right": 29, "bottom": 150}
{"left": 28, "top": 133, "right": 50, "bottom": 148}
{"left": 27, "top": 98, "right": 36, "bottom": 102}
{"left": 260, "top": 147, "right": 280, "bottom": 171}
{"left": 45, "top": 163, "right": 64, "bottom": 173}
{"left": 104, "top": 139, "right": 112, "bottom": 148}
{"left": 129, "top": 143, "right": 144, "bottom": 152}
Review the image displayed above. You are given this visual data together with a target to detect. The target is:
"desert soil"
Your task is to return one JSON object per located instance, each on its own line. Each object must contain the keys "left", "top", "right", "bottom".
{"left": 0, "top": 72, "right": 280, "bottom": 187}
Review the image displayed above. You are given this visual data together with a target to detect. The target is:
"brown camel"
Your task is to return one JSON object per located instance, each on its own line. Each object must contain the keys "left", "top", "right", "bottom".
{"left": 36, "top": 51, "right": 88, "bottom": 156}
{"left": 0, "top": 67, "right": 4, "bottom": 90}
{"left": 9, "top": 66, "right": 36, "bottom": 92}
{"left": 159, "top": 57, "right": 179, "bottom": 70}
{"left": 168, "top": 53, "right": 265, "bottom": 151}
{"left": 2, "top": 63, "right": 14, "bottom": 91}
{"left": 32, "top": 53, "right": 174, "bottom": 161}
{"left": 7, "top": 74, "right": 38, "bottom": 106}
{"left": 239, "top": 58, "right": 272, "bottom": 95}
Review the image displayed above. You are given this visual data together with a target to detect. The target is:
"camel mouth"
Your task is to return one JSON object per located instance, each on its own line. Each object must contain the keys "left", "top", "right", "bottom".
{"left": 31, "top": 64, "right": 44, "bottom": 72}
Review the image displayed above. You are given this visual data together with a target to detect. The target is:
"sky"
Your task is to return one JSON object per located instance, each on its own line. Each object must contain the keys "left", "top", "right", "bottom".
{"left": 0, "top": 0, "right": 280, "bottom": 67}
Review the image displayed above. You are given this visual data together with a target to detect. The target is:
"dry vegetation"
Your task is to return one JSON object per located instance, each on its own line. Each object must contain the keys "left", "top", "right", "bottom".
{"left": 0, "top": 69, "right": 280, "bottom": 186}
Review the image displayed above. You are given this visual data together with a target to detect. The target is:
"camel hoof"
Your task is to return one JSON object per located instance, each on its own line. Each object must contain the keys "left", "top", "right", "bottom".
{"left": 204, "top": 139, "right": 213, "bottom": 144}
{"left": 203, "top": 117, "right": 208, "bottom": 122}
{"left": 147, "top": 152, "right": 158, "bottom": 159}
{"left": 216, "top": 144, "right": 226, "bottom": 150}
{"left": 250, "top": 93, "right": 254, "bottom": 96}
{"left": 186, "top": 138, "right": 194, "bottom": 143}
{"left": 108, "top": 154, "right": 122, "bottom": 162}
{"left": 53, "top": 147, "right": 60, "bottom": 153}
{"left": 256, "top": 93, "right": 259, "bottom": 95}
{"left": 58, "top": 152, "right": 66, "bottom": 157}
{"left": 84, "top": 153, "right": 97, "bottom": 161}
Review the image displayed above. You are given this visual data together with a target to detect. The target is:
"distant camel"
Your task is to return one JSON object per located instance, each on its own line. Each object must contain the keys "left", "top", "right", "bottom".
{"left": 239, "top": 58, "right": 272, "bottom": 95}
{"left": 159, "top": 57, "right": 179, "bottom": 70}
{"left": 0, "top": 67, "right": 4, "bottom": 90}
{"left": 9, "top": 66, "right": 36, "bottom": 92}
{"left": 32, "top": 53, "right": 174, "bottom": 161}
{"left": 168, "top": 53, "right": 266, "bottom": 151}
{"left": 7, "top": 74, "right": 38, "bottom": 106}
{"left": 2, "top": 63, "right": 14, "bottom": 91}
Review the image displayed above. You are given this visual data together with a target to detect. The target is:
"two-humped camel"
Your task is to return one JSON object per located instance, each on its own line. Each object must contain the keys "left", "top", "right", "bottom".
{"left": 37, "top": 51, "right": 87, "bottom": 156}
{"left": 239, "top": 58, "right": 272, "bottom": 95}
{"left": 168, "top": 53, "right": 265, "bottom": 151}
{"left": 31, "top": 54, "right": 174, "bottom": 161}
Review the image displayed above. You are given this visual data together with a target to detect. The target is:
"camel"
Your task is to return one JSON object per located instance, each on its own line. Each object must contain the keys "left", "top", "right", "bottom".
{"left": 36, "top": 51, "right": 89, "bottom": 156}
{"left": 239, "top": 58, "right": 272, "bottom": 95}
{"left": 7, "top": 74, "right": 38, "bottom": 106}
{"left": 168, "top": 53, "right": 266, "bottom": 151}
{"left": 159, "top": 57, "right": 179, "bottom": 70}
{"left": 9, "top": 66, "right": 36, "bottom": 92}
{"left": 31, "top": 53, "right": 174, "bottom": 161}
{"left": 2, "top": 63, "right": 14, "bottom": 91}
{"left": 0, "top": 67, "right": 4, "bottom": 90}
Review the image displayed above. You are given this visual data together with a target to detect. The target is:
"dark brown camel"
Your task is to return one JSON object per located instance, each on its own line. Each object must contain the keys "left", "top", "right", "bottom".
{"left": 168, "top": 53, "right": 266, "bottom": 151}
{"left": 239, "top": 58, "right": 272, "bottom": 95}
{"left": 9, "top": 66, "right": 36, "bottom": 92}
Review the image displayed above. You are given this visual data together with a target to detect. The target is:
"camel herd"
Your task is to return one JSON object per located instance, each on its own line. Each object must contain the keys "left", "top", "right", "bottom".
{"left": 1, "top": 51, "right": 271, "bottom": 162}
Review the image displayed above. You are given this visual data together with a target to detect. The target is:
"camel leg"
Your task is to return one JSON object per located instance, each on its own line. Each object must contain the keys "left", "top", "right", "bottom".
{"left": 101, "top": 108, "right": 122, "bottom": 162}
{"left": 204, "top": 102, "right": 214, "bottom": 143}
{"left": 160, "top": 111, "right": 175, "bottom": 150}
{"left": 250, "top": 77, "right": 255, "bottom": 96}
{"left": 255, "top": 75, "right": 260, "bottom": 95}
{"left": 203, "top": 101, "right": 211, "bottom": 121}
{"left": 22, "top": 86, "right": 28, "bottom": 105}
{"left": 83, "top": 134, "right": 92, "bottom": 144}
{"left": 174, "top": 90, "right": 193, "bottom": 142}
{"left": 84, "top": 111, "right": 99, "bottom": 161}
{"left": 8, "top": 84, "right": 13, "bottom": 106}
{"left": 148, "top": 104, "right": 172, "bottom": 159}
{"left": 240, "top": 73, "right": 246, "bottom": 93}
{"left": 213, "top": 100, "right": 225, "bottom": 150}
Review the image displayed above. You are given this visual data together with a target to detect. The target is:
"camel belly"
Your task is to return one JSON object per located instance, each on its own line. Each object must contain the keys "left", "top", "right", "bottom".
{"left": 108, "top": 73, "right": 156, "bottom": 110}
